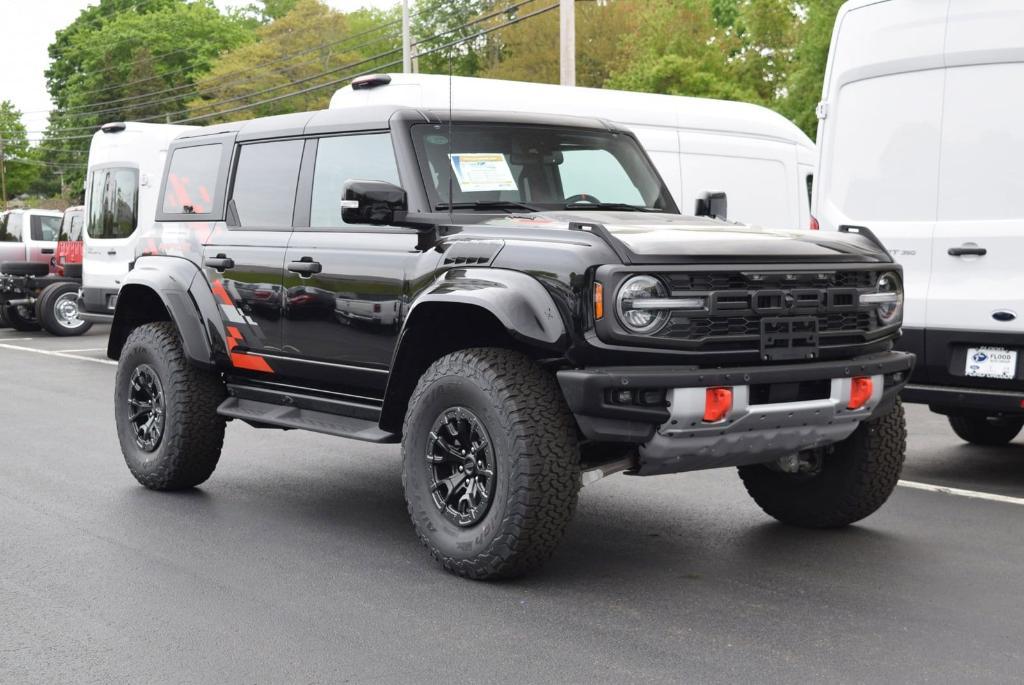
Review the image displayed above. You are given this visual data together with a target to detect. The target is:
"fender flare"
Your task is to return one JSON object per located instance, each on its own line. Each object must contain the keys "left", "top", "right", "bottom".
{"left": 404, "top": 267, "right": 568, "bottom": 348}
{"left": 378, "top": 268, "right": 569, "bottom": 433}
{"left": 107, "top": 256, "right": 225, "bottom": 368}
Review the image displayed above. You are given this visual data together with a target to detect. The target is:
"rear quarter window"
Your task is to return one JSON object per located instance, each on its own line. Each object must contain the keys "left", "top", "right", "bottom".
{"left": 162, "top": 144, "right": 223, "bottom": 215}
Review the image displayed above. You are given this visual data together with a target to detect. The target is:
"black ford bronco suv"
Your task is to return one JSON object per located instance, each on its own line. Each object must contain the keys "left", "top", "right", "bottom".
{"left": 107, "top": 102, "right": 914, "bottom": 579}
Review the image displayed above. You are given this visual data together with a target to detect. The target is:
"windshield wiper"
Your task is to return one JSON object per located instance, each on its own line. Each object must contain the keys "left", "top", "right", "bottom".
{"left": 563, "top": 202, "right": 659, "bottom": 212}
{"left": 435, "top": 201, "right": 542, "bottom": 213}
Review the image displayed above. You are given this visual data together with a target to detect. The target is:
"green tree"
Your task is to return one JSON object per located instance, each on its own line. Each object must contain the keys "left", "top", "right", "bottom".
{"left": 481, "top": 0, "right": 640, "bottom": 87}
{"left": 0, "top": 102, "right": 40, "bottom": 201}
{"left": 780, "top": 0, "right": 845, "bottom": 138}
{"left": 188, "top": 0, "right": 401, "bottom": 123}
{"left": 412, "top": 0, "right": 500, "bottom": 76}
{"left": 41, "top": 0, "right": 253, "bottom": 189}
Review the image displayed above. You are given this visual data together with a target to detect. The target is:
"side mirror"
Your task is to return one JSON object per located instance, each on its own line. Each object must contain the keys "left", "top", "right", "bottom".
{"left": 695, "top": 191, "right": 727, "bottom": 221}
{"left": 341, "top": 180, "right": 407, "bottom": 225}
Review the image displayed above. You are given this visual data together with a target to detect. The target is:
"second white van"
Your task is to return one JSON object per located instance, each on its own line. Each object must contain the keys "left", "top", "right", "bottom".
{"left": 814, "top": 0, "right": 1024, "bottom": 444}
{"left": 330, "top": 74, "right": 816, "bottom": 231}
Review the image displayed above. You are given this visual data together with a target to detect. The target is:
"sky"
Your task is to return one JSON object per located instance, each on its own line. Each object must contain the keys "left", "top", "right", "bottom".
{"left": 0, "top": 0, "right": 399, "bottom": 138}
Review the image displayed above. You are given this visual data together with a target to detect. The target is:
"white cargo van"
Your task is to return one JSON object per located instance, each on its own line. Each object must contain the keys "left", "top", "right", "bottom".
{"left": 80, "top": 121, "right": 196, "bottom": 321}
{"left": 330, "top": 74, "right": 816, "bottom": 231}
{"left": 814, "top": 0, "right": 1024, "bottom": 444}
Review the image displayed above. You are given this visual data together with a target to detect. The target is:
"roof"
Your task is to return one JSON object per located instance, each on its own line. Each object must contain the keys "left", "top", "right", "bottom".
{"left": 172, "top": 105, "right": 624, "bottom": 143}
{"left": 330, "top": 73, "right": 814, "bottom": 150}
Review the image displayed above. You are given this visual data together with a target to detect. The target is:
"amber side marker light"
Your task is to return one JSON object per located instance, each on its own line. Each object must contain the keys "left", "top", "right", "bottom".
{"left": 704, "top": 387, "right": 733, "bottom": 422}
{"left": 848, "top": 376, "right": 873, "bottom": 410}
{"left": 593, "top": 282, "right": 604, "bottom": 320}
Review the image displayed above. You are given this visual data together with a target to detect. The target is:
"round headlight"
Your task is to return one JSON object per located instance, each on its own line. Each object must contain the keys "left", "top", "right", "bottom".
{"left": 876, "top": 271, "right": 903, "bottom": 325}
{"left": 616, "top": 275, "right": 669, "bottom": 333}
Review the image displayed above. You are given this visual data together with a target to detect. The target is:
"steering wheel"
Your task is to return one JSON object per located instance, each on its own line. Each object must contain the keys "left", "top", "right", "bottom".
{"left": 565, "top": 193, "right": 601, "bottom": 204}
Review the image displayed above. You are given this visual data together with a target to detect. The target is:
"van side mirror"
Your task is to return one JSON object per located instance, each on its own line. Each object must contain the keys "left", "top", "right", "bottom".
{"left": 341, "top": 180, "right": 407, "bottom": 225}
{"left": 695, "top": 191, "right": 727, "bottom": 221}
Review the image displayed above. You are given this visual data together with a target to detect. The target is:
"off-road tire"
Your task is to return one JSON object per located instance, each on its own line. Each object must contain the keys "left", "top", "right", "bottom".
{"left": 115, "top": 321, "right": 227, "bottom": 490}
{"left": 738, "top": 400, "right": 906, "bottom": 528}
{"left": 0, "top": 261, "right": 49, "bottom": 277}
{"left": 37, "top": 282, "right": 92, "bottom": 337}
{"left": 948, "top": 414, "right": 1023, "bottom": 446}
{"left": 402, "top": 348, "right": 582, "bottom": 580}
{"left": 3, "top": 304, "right": 41, "bottom": 332}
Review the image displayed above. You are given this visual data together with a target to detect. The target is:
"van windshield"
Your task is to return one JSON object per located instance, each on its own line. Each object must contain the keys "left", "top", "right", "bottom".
{"left": 411, "top": 123, "right": 677, "bottom": 213}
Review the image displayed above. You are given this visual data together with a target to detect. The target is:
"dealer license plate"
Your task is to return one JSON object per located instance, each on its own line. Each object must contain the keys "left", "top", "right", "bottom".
{"left": 965, "top": 347, "right": 1017, "bottom": 379}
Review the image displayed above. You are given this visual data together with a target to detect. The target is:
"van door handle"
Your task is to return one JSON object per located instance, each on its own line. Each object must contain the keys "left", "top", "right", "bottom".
{"left": 287, "top": 258, "right": 322, "bottom": 276}
{"left": 205, "top": 254, "right": 235, "bottom": 272}
{"left": 948, "top": 245, "right": 987, "bottom": 257}
{"left": 107, "top": 250, "right": 118, "bottom": 256}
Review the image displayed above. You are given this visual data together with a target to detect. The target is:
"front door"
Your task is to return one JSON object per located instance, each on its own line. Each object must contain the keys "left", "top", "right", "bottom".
{"left": 280, "top": 132, "right": 415, "bottom": 399}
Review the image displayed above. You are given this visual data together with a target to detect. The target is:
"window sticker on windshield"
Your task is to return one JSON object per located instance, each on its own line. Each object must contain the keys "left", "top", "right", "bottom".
{"left": 448, "top": 153, "right": 518, "bottom": 192}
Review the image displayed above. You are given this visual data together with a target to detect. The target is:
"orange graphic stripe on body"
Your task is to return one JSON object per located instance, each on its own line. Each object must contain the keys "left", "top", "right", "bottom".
{"left": 211, "top": 279, "right": 232, "bottom": 305}
{"left": 225, "top": 325, "right": 274, "bottom": 373}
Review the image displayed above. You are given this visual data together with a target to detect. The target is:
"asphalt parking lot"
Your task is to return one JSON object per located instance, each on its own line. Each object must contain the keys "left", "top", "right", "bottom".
{"left": 2, "top": 326, "right": 1023, "bottom": 684}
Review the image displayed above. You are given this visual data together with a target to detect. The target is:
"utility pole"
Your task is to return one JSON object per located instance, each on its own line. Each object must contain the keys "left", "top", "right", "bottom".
{"left": 559, "top": 0, "right": 576, "bottom": 86}
{"left": 402, "top": 0, "right": 412, "bottom": 74}
{"left": 0, "top": 134, "right": 7, "bottom": 211}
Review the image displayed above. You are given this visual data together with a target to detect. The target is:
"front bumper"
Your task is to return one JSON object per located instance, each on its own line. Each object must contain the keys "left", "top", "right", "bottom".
{"left": 557, "top": 350, "right": 914, "bottom": 475}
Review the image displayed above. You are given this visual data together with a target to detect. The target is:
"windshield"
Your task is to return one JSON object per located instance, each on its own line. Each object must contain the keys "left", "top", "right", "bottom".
{"left": 411, "top": 123, "right": 677, "bottom": 213}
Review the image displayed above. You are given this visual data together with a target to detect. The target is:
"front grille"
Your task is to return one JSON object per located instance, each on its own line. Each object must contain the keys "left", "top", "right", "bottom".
{"left": 647, "top": 269, "right": 884, "bottom": 352}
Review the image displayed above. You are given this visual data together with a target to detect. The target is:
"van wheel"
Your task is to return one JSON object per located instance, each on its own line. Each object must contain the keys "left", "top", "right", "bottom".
{"left": 738, "top": 400, "right": 906, "bottom": 528}
{"left": 402, "top": 348, "right": 581, "bottom": 580}
{"left": 948, "top": 414, "right": 1023, "bottom": 446}
{"left": 115, "top": 322, "right": 227, "bottom": 490}
{"left": 3, "top": 304, "right": 41, "bottom": 332}
{"left": 37, "top": 282, "right": 92, "bottom": 336}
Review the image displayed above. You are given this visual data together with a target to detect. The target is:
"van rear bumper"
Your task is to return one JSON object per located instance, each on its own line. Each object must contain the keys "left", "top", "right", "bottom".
{"left": 904, "top": 384, "right": 1024, "bottom": 416}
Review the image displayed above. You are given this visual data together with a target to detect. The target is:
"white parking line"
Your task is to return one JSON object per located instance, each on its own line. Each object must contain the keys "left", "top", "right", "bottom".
{"left": 898, "top": 480, "right": 1024, "bottom": 506}
{"left": 0, "top": 342, "right": 116, "bottom": 366}
{"left": 2, "top": 337, "right": 1024, "bottom": 507}
{"left": 56, "top": 348, "right": 107, "bottom": 353}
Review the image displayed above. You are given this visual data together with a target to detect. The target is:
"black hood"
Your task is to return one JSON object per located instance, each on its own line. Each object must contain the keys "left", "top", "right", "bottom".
{"left": 479, "top": 211, "right": 891, "bottom": 264}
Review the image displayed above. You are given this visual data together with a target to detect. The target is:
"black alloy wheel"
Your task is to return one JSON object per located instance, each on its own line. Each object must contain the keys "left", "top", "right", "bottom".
{"left": 127, "top": 363, "right": 165, "bottom": 452}
{"left": 427, "top": 407, "right": 496, "bottom": 527}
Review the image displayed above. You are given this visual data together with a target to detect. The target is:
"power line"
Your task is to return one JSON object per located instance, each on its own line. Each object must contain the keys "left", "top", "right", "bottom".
{"left": 13, "top": 1, "right": 555, "bottom": 142}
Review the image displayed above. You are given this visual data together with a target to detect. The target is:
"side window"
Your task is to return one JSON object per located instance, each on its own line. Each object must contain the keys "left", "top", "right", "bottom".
{"left": 231, "top": 140, "right": 304, "bottom": 227}
{"left": 162, "top": 144, "right": 222, "bottom": 215}
{"left": 30, "top": 215, "right": 62, "bottom": 241}
{"left": 87, "top": 168, "right": 140, "bottom": 239}
{"left": 59, "top": 211, "right": 84, "bottom": 241}
{"left": 310, "top": 133, "right": 399, "bottom": 227}
{"left": 1, "top": 213, "right": 23, "bottom": 242}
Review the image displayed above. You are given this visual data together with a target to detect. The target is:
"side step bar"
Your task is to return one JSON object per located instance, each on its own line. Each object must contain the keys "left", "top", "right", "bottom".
{"left": 217, "top": 397, "right": 399, "bottom": 444}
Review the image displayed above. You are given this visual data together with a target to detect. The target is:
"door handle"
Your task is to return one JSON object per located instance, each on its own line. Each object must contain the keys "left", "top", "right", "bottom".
{"left": 205, "top": 254, "right": 235, "bottom": 271}
{"left": 287, "top": 258, "right": 322, "bottom": 276}
{"left": 107, "top": 249, "right": 118, "bottom": 256}
{"left": 41, "top": 248, "right": 54, "bottom": 254}
{"left": 948, "top": 245, "right": 987, "bottom": 257}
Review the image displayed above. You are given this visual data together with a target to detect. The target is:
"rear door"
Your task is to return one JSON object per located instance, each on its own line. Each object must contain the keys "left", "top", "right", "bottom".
{"left": 204, "top": 138, "right": 304, "bottom": 364}
{"left": 923, "top": 2, "right": 1024, "bottom": 383}
{"left": 0, "top": 212, "right": 26, "bottom": 263}
{"left": 814, "top": 0, "right": 950, "bottom": 336}
{"left": 84, "top": 166, "right": 139, "bottom": 303}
